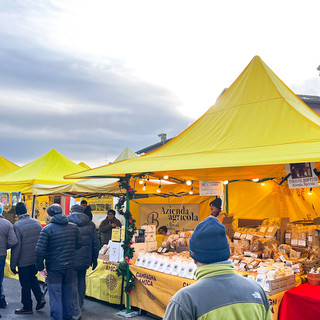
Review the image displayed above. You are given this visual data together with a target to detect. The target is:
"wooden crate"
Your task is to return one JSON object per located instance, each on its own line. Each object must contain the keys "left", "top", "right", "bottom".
{"left": 266, "top": 274, "right": 295, "bottom": 295}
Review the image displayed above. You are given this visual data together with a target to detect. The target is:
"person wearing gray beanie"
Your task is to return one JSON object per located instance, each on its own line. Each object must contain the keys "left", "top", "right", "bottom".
{"left": 164, "top": 217, "right": 272, "bottom": 320}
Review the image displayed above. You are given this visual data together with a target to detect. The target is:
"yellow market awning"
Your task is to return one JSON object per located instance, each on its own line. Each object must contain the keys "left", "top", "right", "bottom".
{"left": 66, "top": 56, "right": 320, "bottom": 182}
{"left": 0, "top": 149, "right": 85, "bottom": 193}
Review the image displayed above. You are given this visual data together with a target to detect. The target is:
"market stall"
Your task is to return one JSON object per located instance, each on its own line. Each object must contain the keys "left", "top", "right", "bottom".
{"left": 66, "top": 56, "right": 320, "bottom": 317}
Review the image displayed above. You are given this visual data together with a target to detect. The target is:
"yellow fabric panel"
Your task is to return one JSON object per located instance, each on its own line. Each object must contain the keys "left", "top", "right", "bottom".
{"left": 67, "top": 56, "right": 320, "bottom": 182}
{"left": 229, "top": 181, "right": 319, "bottom": 222}
{"left": 0, "top": 149, "right": 84, "bottom": 193}
{"left": 0, "top": 156, "right": 19, "bottom": 176}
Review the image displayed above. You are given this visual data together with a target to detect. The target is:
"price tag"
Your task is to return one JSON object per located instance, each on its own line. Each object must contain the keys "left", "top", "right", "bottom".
{"left": 234, "top": 232, "right": 241, "bottom": 238}
{"left": 285, "top": 233, "right": 291, "bottom": 239}
{"left": 246, "top": 234, "right": 253, "bottom": 240}
{"left": 298, "top": 240, "right": 306, "bottom": 247}
{"left": 240, "top": 233, "right": 247, "bottom": 239}
{"left": 260, "top": 227, "right": 266, "bottom": 233}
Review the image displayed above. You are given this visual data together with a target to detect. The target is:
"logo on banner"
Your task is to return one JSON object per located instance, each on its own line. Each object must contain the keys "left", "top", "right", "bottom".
{"left": 106, "top": 274, "right": 117, "bottom": 291}
{"left": 147, "top": 211, "right": 159, "bottom": 227}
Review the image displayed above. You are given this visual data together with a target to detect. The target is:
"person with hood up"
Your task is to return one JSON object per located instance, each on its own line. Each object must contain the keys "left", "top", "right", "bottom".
{"left": 36, "top": 204, "right": 82, "bottom": 320}
{"left": 67, "top": 204, "right": 99, "bottom": 320}
{"left": 0, "top": 202, "right": 18, "bottom": 313}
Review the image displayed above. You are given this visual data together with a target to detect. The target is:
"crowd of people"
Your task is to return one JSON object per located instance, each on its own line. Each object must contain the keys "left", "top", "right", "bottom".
{"left": 0, "top": 198, "right": 273, "bottom": 320}
{"left": 0, "top": 202, "right": 99, "bottom": 320}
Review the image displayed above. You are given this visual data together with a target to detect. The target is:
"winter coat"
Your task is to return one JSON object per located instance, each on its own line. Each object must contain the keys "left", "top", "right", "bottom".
{"left": 163, "top": 263, "right": 272, "bottom": 320}
{"left": 35, "top": 214, "right": 82, "bottom": 271}
{"left": 99, "top": 217, "right": 122, "bottom": 245}
{"left": 11, "top": 214, "right": 42, "bottom": 269}
{"left": 67, "top": 212, "right": 99, "bottom": 269}
{"left": 0, "top": 214, "right": 18, "bottom": 256}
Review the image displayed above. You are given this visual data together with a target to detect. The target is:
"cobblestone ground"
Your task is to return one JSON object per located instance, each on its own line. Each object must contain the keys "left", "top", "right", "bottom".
{"left": 1, "top": 277, "right": 156, "bottom": 320}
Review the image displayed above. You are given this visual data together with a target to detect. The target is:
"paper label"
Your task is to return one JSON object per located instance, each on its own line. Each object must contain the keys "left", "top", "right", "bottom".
{"left": 298, "top": 240, "right": 306, "bottom": 247}
{"left": 260, "top": 227, "right": 267, "bottom": 233}
{"left": 246, "top": 234, "right": 253, "bottom": 240}
{"left": 285, "top": 233, "right": 291, "bottom": 239}
{"left": 234, "top": 232, "right": 241, "bottom": 238}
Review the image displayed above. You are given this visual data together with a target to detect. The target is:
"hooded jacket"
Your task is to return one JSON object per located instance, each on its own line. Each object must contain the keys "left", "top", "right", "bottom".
{"left": 11, "top": 214, "right": 42, "bottom": 269}
{"left": 164, "top": 264, "right": 272, "bottom": 320}
{"left": 67, "top": 211, "right": 99, "bottom": 269}
{"left": 35, "top": 214, "right": 82, "bottom": 271}
{"left": 0, "top": 214, "right": 18, "bottom": 256}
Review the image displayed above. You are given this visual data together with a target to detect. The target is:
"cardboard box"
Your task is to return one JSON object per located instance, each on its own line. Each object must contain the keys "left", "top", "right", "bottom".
{"left": 132, "top": 242, "right": 148, "bottom": 253}
{"left": 147, "top": 241, "right": 157, "bottom": 252}
{"left": 266, "top": 274, "right": 295, "bottom": 295}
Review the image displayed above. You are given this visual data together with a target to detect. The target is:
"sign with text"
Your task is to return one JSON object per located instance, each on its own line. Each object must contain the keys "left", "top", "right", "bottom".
{"left": 139, "top": 203, "right": 199, "bottom": 231}
{"left": 199, "top": 181, "right": 223, "bottom": 196}
{"left": 285, "top": 162, "right": 319, "bottom": 189}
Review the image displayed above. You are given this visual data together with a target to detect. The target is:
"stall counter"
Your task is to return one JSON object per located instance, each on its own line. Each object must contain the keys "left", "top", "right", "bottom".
{"left": 130, "top": 264, "right": 286, "bottom": 320}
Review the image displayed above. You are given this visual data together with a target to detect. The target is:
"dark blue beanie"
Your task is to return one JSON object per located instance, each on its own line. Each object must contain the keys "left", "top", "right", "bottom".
{"left": 189, "top": 216, "right": 230, "bottom": 264}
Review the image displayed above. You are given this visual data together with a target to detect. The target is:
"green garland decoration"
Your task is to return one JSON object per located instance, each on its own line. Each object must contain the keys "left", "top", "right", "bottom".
{"left": 115, "top": 196, "right": 137, "bottom": 294}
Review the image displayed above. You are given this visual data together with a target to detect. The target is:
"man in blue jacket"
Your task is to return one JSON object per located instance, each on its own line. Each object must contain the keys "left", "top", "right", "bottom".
{"left": 164, "top": 216, "right": 272, "bottom": 320}
{"left": 36, "top": 204, "right": 82, "bottom": 320}
{"left": 67, "top": 204, "right": 99, "bottom": 320}
{"left": 11, "top": 202, "right": 45, "bottom": 314}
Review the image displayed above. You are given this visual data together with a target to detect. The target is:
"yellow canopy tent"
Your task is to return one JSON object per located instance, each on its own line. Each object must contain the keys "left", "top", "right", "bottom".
{"left": 66, "top": 56, "right": 320, "bottom": 222}
{"left": 78, "top": 162, "right": 91, "bottom": 170}
{"left": 0, "top": 149, "right": 85, "bottom": 193}
{"left": 0, "top": 156, "right": 19, "bottom": 176}
{"left": 67, "top": 56, "right": 320, "bottom": 182}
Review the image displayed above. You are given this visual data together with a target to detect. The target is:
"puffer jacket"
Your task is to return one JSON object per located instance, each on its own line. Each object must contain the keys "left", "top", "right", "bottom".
{"left": 67, "top": 211, "right": 99, "bottom": 269}
{"left": 0, "top": 215, "right": 18, "bottom": 256}
{"left": 35, "top": 214, "right": 82, "bottom": 271}
{"left": 11, "top": 214, "right": 42, "bottom": 269}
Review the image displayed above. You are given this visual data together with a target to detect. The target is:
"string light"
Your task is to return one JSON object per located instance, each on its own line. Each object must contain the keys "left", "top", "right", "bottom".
{"left": 189, "top": 186, "right": 194, "bottom": 195}
{"left": 223, "top": 180, "right": 229, "bottom": 185}
{"left": 186, "top": 180, "right": 192, "bottom": 186}
{"left": 308, "top": 188, "right": 313, "bottom": 195}
{"left": 138, "top": 179, "right": 144, "bottom": 185}
{"left": 252, "top": 178, "right": 260, "bottom": 182}
{"left": 261, "top": 182, "right": 265, "bottom": 186}
{"left": 157, "top": 179, "right": 161, "bottom": 193}
{"left": 142, "top": 182, "right": 146, "bottom": 191}
{"left": 163, "top": 175, "right": 169, "bottom": 180}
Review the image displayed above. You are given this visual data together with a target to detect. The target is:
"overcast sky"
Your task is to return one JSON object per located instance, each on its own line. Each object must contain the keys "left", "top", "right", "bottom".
{"left": 1, "top": 0, "right": 320, "bottom": 168}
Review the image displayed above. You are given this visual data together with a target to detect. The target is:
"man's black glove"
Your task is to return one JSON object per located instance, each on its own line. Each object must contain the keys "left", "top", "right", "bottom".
{"left": 10, "top": 267, "right": 18, "bottom": 275}
{"left": 92, "top": 261, "right": 98, "bottom": 271}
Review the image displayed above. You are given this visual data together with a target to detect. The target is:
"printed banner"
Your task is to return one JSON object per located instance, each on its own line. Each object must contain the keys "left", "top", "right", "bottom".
{"left": 86, "top": 260, "right": 122, "bottom": 304}
{"left": 285, "top": 162, "right": 319, "bottom": 189}
{"left": 139, "top": 203, "right": 199, "bottom": 231}
{"left": 199, "top": 181, "right": 223, "bottom": 196}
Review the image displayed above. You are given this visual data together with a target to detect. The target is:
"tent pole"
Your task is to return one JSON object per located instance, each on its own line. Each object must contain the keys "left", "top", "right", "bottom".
{"left": 225, "top": 183, "right": 229, "bottom": 215}
{"left": 31, "top": 194, "right": 36, "bottom": 218}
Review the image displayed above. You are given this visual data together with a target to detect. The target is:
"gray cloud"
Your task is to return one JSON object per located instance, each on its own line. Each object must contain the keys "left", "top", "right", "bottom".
{"left": 0, "top": 1, "right": 192, "bottom": 166}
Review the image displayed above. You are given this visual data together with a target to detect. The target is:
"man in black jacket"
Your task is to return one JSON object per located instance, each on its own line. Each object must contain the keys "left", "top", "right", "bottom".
{"left": 67, "top": 204, "right": 99, "bottom": 320}
{"left": 80, "top": 200, "right": 93, "bottom": 221}
{"left": 36, "top": 204, "right": 82, "bottom": 320}
{"left": 11, "top": 202, "right": 45, "bottom": 315}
